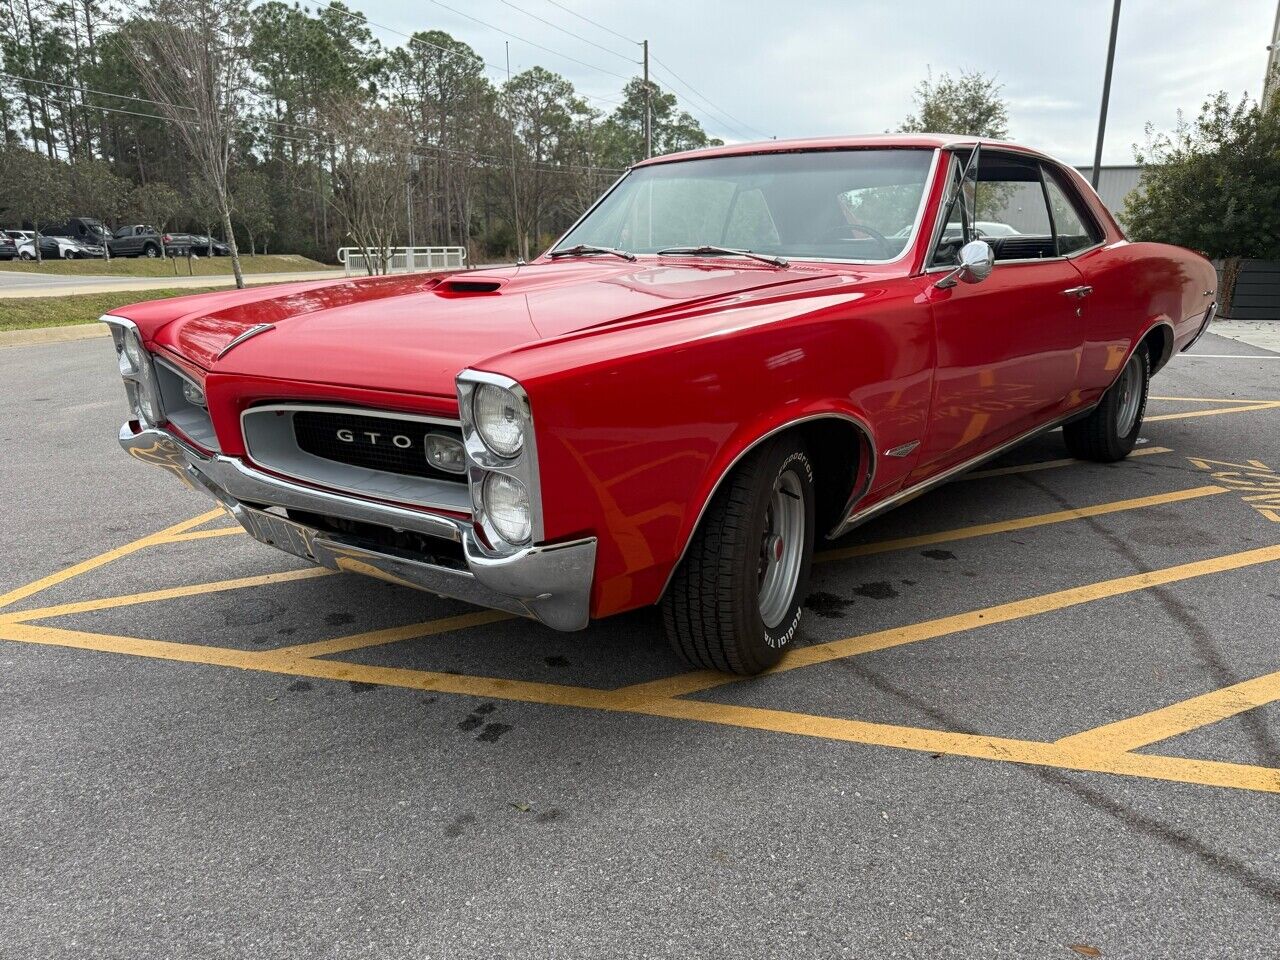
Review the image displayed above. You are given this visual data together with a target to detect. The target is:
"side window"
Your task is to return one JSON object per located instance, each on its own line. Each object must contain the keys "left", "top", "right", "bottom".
{"left": 974, "top": 153, "right": 1056, "bottom": 261}
{"left": 1043, "top": 168, "right": 1103, "bottom": 255}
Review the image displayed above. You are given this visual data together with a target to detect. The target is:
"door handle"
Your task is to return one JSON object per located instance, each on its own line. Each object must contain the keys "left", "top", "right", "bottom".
{"left": 1062, "top": 285, "right": 1093, "bottom": 299}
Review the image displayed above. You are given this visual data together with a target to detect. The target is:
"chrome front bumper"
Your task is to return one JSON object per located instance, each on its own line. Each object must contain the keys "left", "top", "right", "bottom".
{"left": 120, "top": 422, "right": 596, "bottom": 630}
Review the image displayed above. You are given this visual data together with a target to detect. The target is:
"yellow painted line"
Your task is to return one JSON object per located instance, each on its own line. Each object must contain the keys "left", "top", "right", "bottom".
{"left": 162, "top": 526, "right": 245, "bottom": 543}
{"left": 0, "top": 568, "right": 333, "bottom": 624}
{"left": 961, "top": 445, "right": 1171, "bottom": 481}
{"left": 1057, "top": 668, "right": 1280, "bottom": 753}
{"left": 3, "top": 619, "right": 1278, "bottom": 794}
{"left": 1150, "top": 396, "right": 1278, "bottom": 404}
{"left": 815, "top": 484, "right": 1227, "bottom": 564}
{"left": 1146, "top": 401, "right": 1280, "bottom": 422}
{"left": 634, "top": 698, "right": 1280, "bottom": 794}
{"left": 0, "top": 621, "right": 621, "bottom": 710}
{"left": 620, "top": 543, "right": 1280, "bottom": 701}
{"left": 0, "top": 509, "right": 227, "bottom": 610}
{"left": 273, "top": 609, "right": 515, "bottom": 659}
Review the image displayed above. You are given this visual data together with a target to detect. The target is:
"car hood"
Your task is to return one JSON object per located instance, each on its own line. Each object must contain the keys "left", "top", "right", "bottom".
{"left": 144, "top": 260, "right": 838, "bottom": 397}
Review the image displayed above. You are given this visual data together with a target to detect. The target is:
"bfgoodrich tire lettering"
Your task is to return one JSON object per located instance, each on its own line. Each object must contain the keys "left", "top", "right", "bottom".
{"left": 661, "top": 435, "right": 816, "bottom": 675}
{"left": 1063, "top": 345, "right": 1150, "bottom": 462}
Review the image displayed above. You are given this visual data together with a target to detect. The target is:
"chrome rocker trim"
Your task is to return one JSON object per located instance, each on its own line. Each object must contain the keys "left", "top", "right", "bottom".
{"left": 120, "top": 421, "right": 596, "bottom": 631}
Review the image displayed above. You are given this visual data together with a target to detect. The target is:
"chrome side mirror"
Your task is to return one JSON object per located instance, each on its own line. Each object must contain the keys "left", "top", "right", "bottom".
{"left": 935, "top": 240, "right": 994, "bottom": 289}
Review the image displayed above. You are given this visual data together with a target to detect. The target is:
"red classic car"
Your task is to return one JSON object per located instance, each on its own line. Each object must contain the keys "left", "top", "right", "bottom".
{"left": 105, "top": 134, "right": 1217, "bottom": 675}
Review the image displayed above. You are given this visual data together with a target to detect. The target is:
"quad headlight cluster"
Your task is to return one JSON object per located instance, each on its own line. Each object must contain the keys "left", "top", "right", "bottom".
{"left": 457, "top": 372, "right": 541, "bottom": 550}
{"left": 103, "top": 315, "right": 164, "bottom": 427}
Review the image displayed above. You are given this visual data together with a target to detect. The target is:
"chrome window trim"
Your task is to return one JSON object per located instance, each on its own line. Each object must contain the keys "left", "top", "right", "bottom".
{"left": 456, "top": 369, "right": 546, "bottom": 554}
{"left": 923, "top": 148, "right": 1108, "bottom": 273}
{"left": 239, "top": 402, "right": 469, "bottom": 515}
{"left": 548, "top": 148, "right": 942, "bottom": 268}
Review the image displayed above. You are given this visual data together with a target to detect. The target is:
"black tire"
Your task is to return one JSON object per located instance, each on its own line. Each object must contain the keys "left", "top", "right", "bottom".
{"left": 661, "top": 435, "right": 816, "bottom": 675}
{"left": 1063, "top": 346, "right": 1150, "bottom": 462}
{"left": 19, "top": 250, "right": 33, "bottom": 260}
{"left": 143, "top": 244, "right": 159, "bottom": 258}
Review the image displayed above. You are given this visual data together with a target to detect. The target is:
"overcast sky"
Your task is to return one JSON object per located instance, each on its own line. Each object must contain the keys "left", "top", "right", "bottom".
{"left": 370, "top": 0, "right": 1276, "bottom": 166}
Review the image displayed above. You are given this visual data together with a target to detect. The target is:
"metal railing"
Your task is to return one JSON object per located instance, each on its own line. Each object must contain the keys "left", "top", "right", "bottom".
{"left": 337, "top": 245, "right": 467, "bottom": 277}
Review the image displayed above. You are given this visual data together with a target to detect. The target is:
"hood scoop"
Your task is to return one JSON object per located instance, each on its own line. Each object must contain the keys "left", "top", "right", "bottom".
{"left": 437, "top": 277, "right": 505, "bottom": 295}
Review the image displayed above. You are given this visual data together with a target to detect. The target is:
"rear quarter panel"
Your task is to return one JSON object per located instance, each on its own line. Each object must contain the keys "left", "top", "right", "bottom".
{"left": 1070, "top": 240, "right": 1216, "bottom": 398}
{"left": 491, "top": 275, "right": 937, "bottom": 618}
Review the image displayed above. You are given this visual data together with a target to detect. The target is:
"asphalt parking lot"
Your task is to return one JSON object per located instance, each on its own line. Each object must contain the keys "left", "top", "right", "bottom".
{"left": 4, "top": 330, "right": 1279, "bottom": 959}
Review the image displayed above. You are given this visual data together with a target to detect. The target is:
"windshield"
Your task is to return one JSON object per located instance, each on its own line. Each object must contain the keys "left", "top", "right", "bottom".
{"left": 555, "top": 148, "right": 935, "bottom": 263}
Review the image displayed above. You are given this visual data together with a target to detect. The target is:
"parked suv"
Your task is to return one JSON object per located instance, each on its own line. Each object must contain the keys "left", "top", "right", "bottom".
{"left": 45, "top": 217, "right": 113, "bottom": 247}
{"left": 109, "top": 225, "right": 187, "bottom": 258}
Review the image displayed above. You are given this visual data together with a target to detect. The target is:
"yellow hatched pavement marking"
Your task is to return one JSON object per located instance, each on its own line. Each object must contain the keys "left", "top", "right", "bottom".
{"left": 3, "top": 607, "right": 1280, "bottom": 794}
{"left": 814, "top": 484, "right": 1227, "bottom": 564}
{"left": 1150, "top": 396, "right": 1279, "bottom": 404}
{"left": 961, "top": 445, "right": 1171, "bottom": 481}
{"left": 162, "top": 526, "right": 245, "bottom": 543}
{"left": 0, "top": 508, "right": 228, "bottom": 611}
{"left": 1057, "top": 669, "right": 1280, "bottom": 753}
{"left": 616, "top": 543, "right": 1280, "bottom": 702}
{"left": 272, "top": 610, "right": 515, "bottom": 659}
{"left": 1146, "top": 401, "right": 1280, "bottom": 422}
{"left": 0, "top": 568, "right": 334, "bottom": 625}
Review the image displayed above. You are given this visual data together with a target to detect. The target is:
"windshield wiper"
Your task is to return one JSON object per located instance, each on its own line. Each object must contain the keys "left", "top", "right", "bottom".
{"left": 656, "top": 245, "right": 788, "bottom": 268}
{"left": 547, "top": 243, "right": 636, "bottom": 262}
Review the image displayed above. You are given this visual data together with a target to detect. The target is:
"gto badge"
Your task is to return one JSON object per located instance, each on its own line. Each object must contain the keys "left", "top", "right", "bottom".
{"left": 337, "top": 428, "right": 414, "bottom": 448}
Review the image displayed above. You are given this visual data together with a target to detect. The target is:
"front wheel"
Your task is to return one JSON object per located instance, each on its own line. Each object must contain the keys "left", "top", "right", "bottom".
{"left": 1063, "top": 346, "right": 1150, "bottom": 462}
{"left": 661, "top": 435, "right": 816, "bottom": 675}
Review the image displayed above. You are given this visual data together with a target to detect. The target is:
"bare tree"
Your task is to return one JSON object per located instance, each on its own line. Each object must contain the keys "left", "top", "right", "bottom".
{"left": 120, "top": 0, "right": 248, "bottom": 287}
{"left": 321, "top": 98, "right": 411, "bottom": 276}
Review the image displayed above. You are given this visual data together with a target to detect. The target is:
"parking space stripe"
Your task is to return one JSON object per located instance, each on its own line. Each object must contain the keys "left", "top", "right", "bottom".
{"left": 0, "top": 509, "right": 227, "bottom": 611}
{"left": 1150, "top": 396, "right": 1277, "bottom": 403}
{"left": 273, "top": 610, "right": 515, "bottom": 659}
{"left": 1146, "top": 401, "right": 1280, "bottom": 422}
{"left": 162, "top": 526, "right": 245, "bottom": 543}
{"left": 4, "top": 615, "right": 1279, "bottom": 794}
{"left": 961, "top": 445, "right": 1171, "bottom": 481}
{"left": 0, "top": 567, "right": 333, "bottom": 624}
{"left": 814, "top": 484, "right": 1227, "bottom": 564}
{"left": 633, "top": 698, "right": 1280, "bottom": 794}
{"left": 1056, "top": 669, "right": 1280, "bottom": 753}
{"left": 619, "top": 543, "right": 1280, "bottom": 701}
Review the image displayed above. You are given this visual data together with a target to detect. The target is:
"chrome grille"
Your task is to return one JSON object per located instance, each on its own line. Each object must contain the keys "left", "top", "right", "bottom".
{"left": 293, "top": 410, "right": 463, "bottom": 482}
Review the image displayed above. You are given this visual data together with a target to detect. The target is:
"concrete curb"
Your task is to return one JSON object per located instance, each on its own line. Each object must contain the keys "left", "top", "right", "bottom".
{"left": 0, "top": 323, "right": 110, "bottom": 347}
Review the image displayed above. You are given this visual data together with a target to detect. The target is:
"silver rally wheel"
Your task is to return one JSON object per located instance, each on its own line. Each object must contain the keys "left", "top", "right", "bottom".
{"left": 1114, "top": 352, "right": 1144, "bottom": 437}
{"left": 1062, "top": 343, "right": 1150, "bottom": 462}
{"left": 758, "top": 470, "right": 806, "bottom": 629}
{"left": 661, "top": 435, "right": 817, "bottom": 675}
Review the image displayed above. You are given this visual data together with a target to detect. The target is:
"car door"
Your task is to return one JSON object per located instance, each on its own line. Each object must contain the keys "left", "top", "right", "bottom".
{"left": 910, "top": 150, "right": 1087, "bottom": 482}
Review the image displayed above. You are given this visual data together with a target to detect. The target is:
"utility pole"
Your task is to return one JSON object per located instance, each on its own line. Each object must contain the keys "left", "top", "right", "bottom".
{"left": 643, "top": 39, "right": 652, "bottom": 159}
{"left": 1090, "top": 0, "right": 1121, "bottom": 189}
{"left": 506, "top": 41, "right": 523, "bottom": 262}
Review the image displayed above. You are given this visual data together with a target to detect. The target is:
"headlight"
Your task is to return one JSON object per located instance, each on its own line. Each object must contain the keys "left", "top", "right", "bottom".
{"left": 473, "top": 383, "right": 524, "bottom": 457}
{"left": 104, "top": 317, "right": 164, "bottom": 427}
{"left": 482, "top": 472, "right": 531, "bottom": 544}
{"left": 122, "top": 333, "right": 145, "bottom": 374}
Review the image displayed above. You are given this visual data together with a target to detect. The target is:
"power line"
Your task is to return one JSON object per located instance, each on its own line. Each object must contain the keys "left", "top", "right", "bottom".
{"left": 423, "top": 0, "right": 634, "bottom": 82}
{"left": 541, "top": 0, "right": 640, "bottom": 46}
{"left": 650, "top": 55, "right": 771, "bottom": 141}
{"left": 319, "top": 2, "right": 626, "bottom": 110}
{"left": 45, "top": 95, "right": 624, "bottom": 176}
{"left": 494, "top": 0, "right": 639, "bottom": 66}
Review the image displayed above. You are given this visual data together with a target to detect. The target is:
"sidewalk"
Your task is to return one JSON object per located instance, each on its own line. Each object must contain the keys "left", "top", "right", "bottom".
{"left": 1210, "top": 319, "right": 1280, "bottom": 354}
{"left": 0, "top": 269, "right": 344, "bottom": 300}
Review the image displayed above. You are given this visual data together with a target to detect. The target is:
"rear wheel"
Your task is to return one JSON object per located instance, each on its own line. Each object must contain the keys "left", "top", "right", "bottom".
{"left": 1063, "top": 346, "right": 1150, "bottom": 462}
{"left": 143, "top": 244, "right": 159, "bottom": 258}
{"left": 661, "top": 435, "right": 816, "bottom": 675}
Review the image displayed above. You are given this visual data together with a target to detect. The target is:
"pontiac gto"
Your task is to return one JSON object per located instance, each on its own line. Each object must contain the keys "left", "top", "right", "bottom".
{"left": 105, "top": 135, "right": 1217, "bottom": 675}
